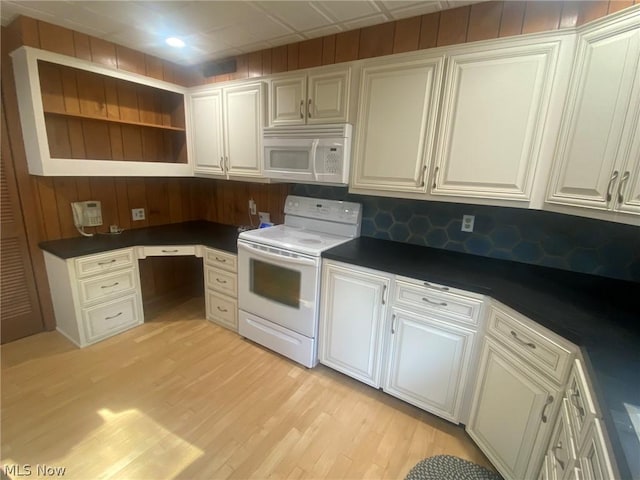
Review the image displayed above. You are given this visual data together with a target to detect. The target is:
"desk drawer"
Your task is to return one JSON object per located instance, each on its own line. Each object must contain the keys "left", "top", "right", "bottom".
{"left": 206, "top": 290, "right": 238, "bottom": 331}
{"left": 141, "top": 245, "right": 196, "bottom": 257}
{"left": 81, "top": 294, "right": 141, "bottom": 344}
{"left": 78, "top": 269, "right": 137, "bottom": 306}
{"left": 204, "top": 248, "right": 237, "bottom": 272}
{"left": 205, "top": 266, "right": 237, "bottom": 297}
{"left": 488, "top": 304, "right": 574, "bottom": 383}
{"left": 74, "top": 249, "right": 134, "bottom": 278}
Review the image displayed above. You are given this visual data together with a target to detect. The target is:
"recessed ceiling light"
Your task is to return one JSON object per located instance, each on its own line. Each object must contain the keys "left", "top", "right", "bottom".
{"left": 166, "top": 37, "right": 185, "bottom": 48}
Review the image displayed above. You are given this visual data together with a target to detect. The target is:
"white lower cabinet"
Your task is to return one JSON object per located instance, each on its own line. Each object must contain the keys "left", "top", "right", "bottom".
{"left": 319, "top": 261, "right": 391, "bottom": 387}
{"left": 203, "top": 247, "right": 238, "bottom": 331}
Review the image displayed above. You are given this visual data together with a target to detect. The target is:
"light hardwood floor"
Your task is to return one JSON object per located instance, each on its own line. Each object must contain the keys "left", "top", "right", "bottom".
{"left": 1, "top": 297, "right": 494, "bottom": 480}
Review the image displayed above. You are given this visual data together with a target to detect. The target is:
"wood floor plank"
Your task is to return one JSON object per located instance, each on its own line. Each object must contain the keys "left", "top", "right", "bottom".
{"left": 1, "top": 297, "right": 494, "bottom": 479}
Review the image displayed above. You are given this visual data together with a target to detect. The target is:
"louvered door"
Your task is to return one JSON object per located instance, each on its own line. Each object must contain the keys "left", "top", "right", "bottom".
{"left": 1, "top": 106, "right": 44, "bottom": 343}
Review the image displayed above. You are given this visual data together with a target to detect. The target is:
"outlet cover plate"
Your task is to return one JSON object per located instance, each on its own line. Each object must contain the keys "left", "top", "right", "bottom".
{"left": 461, "top": 215, "right": 475, "bottom": 232}
{"left": 132, "top": 208, "right": 145, "bottom": 221}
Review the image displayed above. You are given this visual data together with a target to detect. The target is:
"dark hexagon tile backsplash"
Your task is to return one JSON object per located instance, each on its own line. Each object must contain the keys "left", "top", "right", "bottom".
{"left": 292, "top": 184, "right": 640, "bottom": 282}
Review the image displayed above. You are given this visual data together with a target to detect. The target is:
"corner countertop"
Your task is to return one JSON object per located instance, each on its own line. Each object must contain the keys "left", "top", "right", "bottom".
{"left": 323, "top": 236, "right": 640, "bottom": 480}
{"left": 38, "top": 221, "right": 240, "bottom": 259}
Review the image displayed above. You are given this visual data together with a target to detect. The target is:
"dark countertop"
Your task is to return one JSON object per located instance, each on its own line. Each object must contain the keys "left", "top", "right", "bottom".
{"left": 323, "top": 236, "right": 640, "bottom": 480}
{"left": 39, "top": 221, "right": 240, "bottom": 258}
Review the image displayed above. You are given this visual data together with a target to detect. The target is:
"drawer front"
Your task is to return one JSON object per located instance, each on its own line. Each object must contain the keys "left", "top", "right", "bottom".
{"left": 142, "top": 245, "right": 196, "bottom": 257}
{"left": 74, "top": 249, "right": 134, "bottom": 278}
{"left": 204, "top": 248, "right": 237, "bottom": 272}
{"left": 548, "top": 399, "right": 577, "bottom": 480}
{"left": 488, "top": 305, "right": 573, "bottom": 383}
{"left": 82, "top": 294, "right": 141, "bottom": 344}
{"left": 393, "top": 279, "right": 483, "bottom": 326}
{"left": 78, "top": 269, "right": 137, "bottom": 306}
{"left": 206, "top": 290, "right": 238, "bottom": 331}
{"left": 205, "top": 266, "right": 237, "bottom": 297}
{"left": 566, "top": 359, "right": 597, "bottom": 444}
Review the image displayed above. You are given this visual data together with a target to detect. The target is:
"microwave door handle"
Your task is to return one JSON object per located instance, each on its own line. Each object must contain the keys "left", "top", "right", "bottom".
{"left": 311, "top": 139, "right": 319, "bottom": 182}
{"left": 239, "top": 242, "right": 318, "bottom": 268}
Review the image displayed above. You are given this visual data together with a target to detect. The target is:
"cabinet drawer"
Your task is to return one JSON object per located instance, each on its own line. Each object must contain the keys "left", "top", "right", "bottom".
{"left": 78, "top": 269, "right": 137, "bottom": 306}
{"left": 205, "top": 266, "right": 237, "bottom": 297}
{"left": 141, "top": 245, "right": 196, "bottom": 256}
{"left": 566, "top": 359, "right": 597, "bottom": 445}
{"left": 204, "top": 248, "right": 237, "bottom": 272}
{"left": 488, "top": 304, "right": 574, "bottom": 384}
{"left": 206, "top": 290, "right": 238, "bottom": 331}
{"left": 74, "top": 249, "right": 134, "bottom": 278}
{"left": 393, "top": 278, "right": 484, "bottom": 327}
{"left": 81, "top": 294, "right": 141, "bottom": 344}
{"left": 548, "top": 399, "right": 577, "bottom": 480}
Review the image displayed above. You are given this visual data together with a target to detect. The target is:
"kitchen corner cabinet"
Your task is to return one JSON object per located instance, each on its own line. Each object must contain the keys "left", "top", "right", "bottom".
{"left": 546, "top": 9, "right": 640, "bottom": 216}
{"left": 432, "top": 38, "right": 569, "bottom": 202}
{"left": 319, "top": 261, "right": 391, "bottom": 387}
{"left": 42, "top": 248, "right": 143, "bottom": 347}
{"left": 10, "top": 46, "right": 191, "bottom": 177}
{"left": 189, "top": 81, "right": 266, "bottom": 179}
{"left": 350, "top": 54, "right": 444, "bottom": 195}
{"left": 269, "top": 66, "right": 351, "bottom": 126}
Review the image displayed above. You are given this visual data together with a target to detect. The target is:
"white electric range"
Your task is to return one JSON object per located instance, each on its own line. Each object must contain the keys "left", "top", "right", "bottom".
{"left": 237, "top": 195, "right": 362, "bottom": 367}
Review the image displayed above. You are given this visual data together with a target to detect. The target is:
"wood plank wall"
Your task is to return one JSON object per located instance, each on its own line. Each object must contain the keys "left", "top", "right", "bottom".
{"left": 198, "top": 0, "right": 636, "bottom": 84}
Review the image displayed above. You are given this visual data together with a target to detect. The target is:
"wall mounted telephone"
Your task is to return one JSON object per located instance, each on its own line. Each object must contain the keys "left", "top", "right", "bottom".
{"left": 72, "top": 201, "right": 102, "bottom": 237}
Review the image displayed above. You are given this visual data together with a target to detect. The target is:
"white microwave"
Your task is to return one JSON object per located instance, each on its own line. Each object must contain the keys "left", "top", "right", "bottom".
{"left": 263, "top": 124, "right": 352, "bottom": 185}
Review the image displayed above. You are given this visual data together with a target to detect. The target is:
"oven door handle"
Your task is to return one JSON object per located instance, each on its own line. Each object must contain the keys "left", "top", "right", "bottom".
{"left": 239, "top": 242, "right": 318, "bottom": 267}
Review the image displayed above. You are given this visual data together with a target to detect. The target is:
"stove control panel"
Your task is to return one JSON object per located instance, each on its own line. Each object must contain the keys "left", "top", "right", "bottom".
{"left": 285, "top": 195, "right": 362, "bottom": 225}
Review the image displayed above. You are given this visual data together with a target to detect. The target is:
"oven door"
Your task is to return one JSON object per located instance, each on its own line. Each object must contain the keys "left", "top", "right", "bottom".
{"left": 237, "top": 240, "right": 321, "bottom": 338}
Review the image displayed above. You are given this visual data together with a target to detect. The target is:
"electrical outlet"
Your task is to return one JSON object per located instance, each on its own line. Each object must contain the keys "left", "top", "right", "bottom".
{"left": 461, "top": 215, "right": 475, "bottom": 232}
{"left": 258, "top": 212, "right": 271, "bottom": 223}
{"left": 248, "top": 199, "right": 257, "bottom": 215}
{"left": 132, "top": 208, "right": 145, "bottom": 221}
{"left": 109, "top": 225, "right": 119, "bottom": 233}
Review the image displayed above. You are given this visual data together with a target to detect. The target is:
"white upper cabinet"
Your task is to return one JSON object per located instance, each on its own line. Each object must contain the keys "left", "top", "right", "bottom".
{"left": 432, "top": 39, "right": 566, "bottom": 202}
{"left": 546, "top": 9, "right": 640, "bottom": 217}
{"left": 189, "top": 81, "right": 265, "bottom": 179}
{"left": 350, "top": 54, "right": 444, "bottom": 194}
{"left": 269, "top": 67, "right": 351, "bottom": 126}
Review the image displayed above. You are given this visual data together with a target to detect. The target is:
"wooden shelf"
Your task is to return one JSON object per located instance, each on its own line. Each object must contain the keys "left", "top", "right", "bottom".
{"left": 43, "top": 109, "right": 186, "bottom": 132}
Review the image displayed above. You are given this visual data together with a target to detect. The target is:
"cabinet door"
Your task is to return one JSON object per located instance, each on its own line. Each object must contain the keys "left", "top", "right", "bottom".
{"left": 383, "top": 308, "right": 474, "bottom": 423}
{"left": 467, "top": 337, "right": 562, "bottom": 480}
{"left": 307, "top": 68, "right": 350, "bottom": 124}
{"left": 190, "top": 91, "right": 225, "bottom": 175}
{"left": 616, "top": 108, "right": 640, "bottom": 214}
{"left": 270, "top": 75, "right": 306, "bottom": 126}
{"left": 578, "top": 419, "right": 616, "bottom": 480}
{"left": 224, "top": 83, "right": 264, "bottom": 177}
{"left": 319, "top": 261, "right": 390, "bottom": 388}
{"left": 351, "top": 56, "right": 443, "bottom": 194}
{"left": 547, "top": 15, "right": 640, "bottom": 211}
{"left": 432, "top": 42, "right": 561, "bottom": 201}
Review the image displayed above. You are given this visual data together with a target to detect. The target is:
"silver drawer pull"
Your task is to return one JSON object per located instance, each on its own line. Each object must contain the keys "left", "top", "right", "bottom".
{"left": 541, "top": 395, "right": 553, "bottom": 423}
{"left": 162, "top": 249, "right": 179, "bottom": 253}
{"left": 216, "top": 278, "right": 227, "bottom": 284}
{"left": 570, "top": 391, "right": 585, "bottom": 417}
{"left": 105, "top": 312, "right": 123, "bottom": 320}
{"left": 100, "top": 282, "right": 120, "bottom": 289}
{"left": 97, "top": 259, "right": 116, "bottom": 265}
{"left": 422, "top": 297, "right": 447, "bottom": 307}
{"left": 216, "top": 306, "right": 228, "bottom": 313}
{"left": 382, "top": 284, "right": 387, "bottom": 305}
{"left": 215, "top": 257, "right": 227, "bottom": 263}
{"left": 423, "top": 281, "right": 449, "bottom": 291}
{"left": 510, "top": 330, "right": 536, "bottom": 349}
{"left": 552, "top": 441, "right": 565, "bottom": 470}
{"left": 391, "top": 313, "right": 396, "bottom": 334}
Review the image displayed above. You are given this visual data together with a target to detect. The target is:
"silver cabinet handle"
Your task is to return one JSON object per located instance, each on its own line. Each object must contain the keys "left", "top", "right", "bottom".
{"left": 552, "top": 441, "right": 565, "bottom": 470}
{"left": 510, "top": 330, "right": 536, "bottom": 349}
{"left": 308, "top": 98, "right": 312, "bottom": 118}
{"left": 617, "top": 170, "right": 630, "bottom": 204}
{"left": 569, "top": 390, "right": 585, "bottom": 417}
{"left": 98, "top": 259, "right": 116, "bottom": 265}
{"left": 215, "top": 256, "right": 227, "bottom": 263}
{"left": 219, "top": 156, "right": 224, "bottom": 170}
{"left": 606, "top": 170, "right": 619, "bottom": 202}
{"left": 299, "top": 99, "right": 304, "bottom": 119}
{"left": 432, "top": 166, "right": 439, "bottom": 189}
{"left": 105, "top": 312, "right": 123, "bottom": 320}
{"left": 422, "top": 297, "right": 447, "bottom": 307}
{"left": 216, "top": 306, "right": 228, "bottom": 313}
{"left": 100, "top": 282, "right": 120, "bottom": 289}
{"left": 541, "top": 395, "right": 553, "bottom": 423}
{"left": 381, "top": 284, "right": 387, "bottom": 305}
{"left": 162, "top": 249, "right": 179, "bottom": 253}
{"left": 225, "top": 156, "right": 230, "bottom": 171}
{"left": 423, "top": 281, "right": 449, "bottom": 292}
{"left": 215, "top": 278, "right": 227, "bottom": 284}
{"left": 391, "top": 313, "right": 396, "bottom": 334}
{"left": 419, "top": 164, "right": 427, "bottom": 187}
